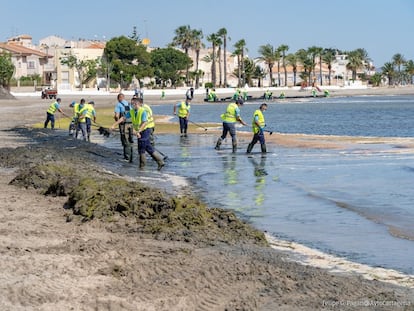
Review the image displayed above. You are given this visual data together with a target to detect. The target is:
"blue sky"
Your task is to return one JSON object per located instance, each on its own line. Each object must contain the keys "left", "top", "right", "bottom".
{"left": 2, "top": 0, "right": 413, "bottom": 68}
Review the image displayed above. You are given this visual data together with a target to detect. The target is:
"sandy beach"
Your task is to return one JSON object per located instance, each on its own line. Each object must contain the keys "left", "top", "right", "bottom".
{"left": 1, "top": 86, "right": 414, "bottom": 310}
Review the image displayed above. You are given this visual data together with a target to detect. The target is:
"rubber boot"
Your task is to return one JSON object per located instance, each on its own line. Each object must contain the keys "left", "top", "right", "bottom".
{"left": 151, "top": 152, "right": 165, "bottom": 170}
{"left": 232, "top": 142, "right": 237, "bottom": 154}
{"left": 261, "top": 143, "right": 267, "bottom": 153}
{"left": 246, "top": 143, "right": 254, "bottom": 154}
{"left": 139, "top": 153, "right": 146, "bottom": 169}
{"left": 215, "top": 138, "right": 222, "bottom": 150}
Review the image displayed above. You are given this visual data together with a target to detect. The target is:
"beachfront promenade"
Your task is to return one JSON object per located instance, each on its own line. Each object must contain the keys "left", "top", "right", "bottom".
{"left": 10, "top": 84, "right": 414, "bottom": 101}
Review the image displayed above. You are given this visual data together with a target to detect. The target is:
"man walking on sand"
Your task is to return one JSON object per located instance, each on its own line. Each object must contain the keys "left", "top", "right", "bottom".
{"left": 215, "top": 98, "right": 247, "bottom": 153}
{"left": 112, "top": 97, "right": 164, "bottom": 170}
{"left": 247, "top": 103, "right": 268, "bottom": 154}
{"left": 173, "top": 96, "right": 191, "bottom": 137}
{"left": 114, "top": 93, "right": 134, "bottom": 162}
{"left": 44, "top": 98, "right": 68, "bottom": 130}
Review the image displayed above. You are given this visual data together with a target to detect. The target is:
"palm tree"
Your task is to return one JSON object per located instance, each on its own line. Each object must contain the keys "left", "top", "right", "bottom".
{"left": 207, "top": 33, "right": 221, "bottom": 87}
{"left": 278, "top": 44, "right": 289, "bottom": 86}
{"left": 381, "top": 62, "right": 395, "bottom": 86}
{"left": 214, "top": 34, "right": 223, "bottom": 87}
{"left": 233, "top": 39, "right": 247, "bottom": 87}
{"left": 405, "top": 60, "right": 414, "bottom": 85}
{"left": 322, "top": 48, "right": 336, "bottom": 86}
{"left": 191, "top": 29, "right": 204, "bottom": 89}
{"left": 296, "top": 49, "right": 313, "bottom": 87}
{"left": 171, "top": 25, "right": 193, "bottom": 85}
{"left": 285, "top": 53, "right": 299, "bottom": 86}
{"left": 258, "top": 44, "right": 277, "bottom": 87}
{"left": 307, "top": 46, "right": 322, "bottom": 85}
{"left": 346, "top": 48, "right": 371, "bottom": 81}
{"left": 392, "top": 53, "right": 406, "bottom": 85}
{"left": 217, "top": 28, "right": 229, "bottom": 87}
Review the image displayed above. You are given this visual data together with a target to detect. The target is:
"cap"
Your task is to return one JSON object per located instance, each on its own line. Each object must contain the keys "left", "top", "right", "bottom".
{"left": 88, "top": 101, "right": 95, "bottom": 105}
{"left": 236, "top": 98, "right": 244, "bottom": 105}
{"left": 70, "top": 101, "right": 76, "bottom": 107}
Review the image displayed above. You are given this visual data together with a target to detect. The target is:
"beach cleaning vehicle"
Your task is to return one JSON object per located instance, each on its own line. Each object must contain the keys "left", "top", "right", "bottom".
{"left": 41, "top": 87, "right": 58, "bottom": 99}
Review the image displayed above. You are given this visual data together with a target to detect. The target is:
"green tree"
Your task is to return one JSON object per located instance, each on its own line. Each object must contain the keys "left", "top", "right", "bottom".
{"left": 150, "top": 47, "right": 192, "bottom": 87}
{"left": 296, "top": 49, "right": 313, "bottom": 86}
{"left": 191, "top": 29, "right": 204, "bottom": 88}
{"left": 285, "top": 53, "right": 299, "bottom": 86}
{"left": 405, "top": 60, "right": 414, "bottom": 85}
{"left": 322, "top": 48, "right": 337, "bottom": 85}
{"left": 233, "top": 39, "right": 247, "bottom": 87}
{"left": 278, "top": 44, "right": 289, "bottom": 86}
{"left": 217, "top": 28, "right": 229, "bottom": 87}
{"left": 346, "top": 48, "right": 370, "bottom": 81}
{"left": 392, "top": 53, "right": 406, "bottom": 85}
{"left": 207, "top": 33, "right": 221, "bottom": 87}
{"left": 381, "top": 62, "right": 395, "bottom": 86}
{"left": 370, "top": 72, "right": 382, "bottom": 87}
{"left": 258, "top": 44, "right": 278, "bottom": 87}
{"left": 0, "top": 52, "right": 14, "bottom": 89}
{"left": 60, "top": 54, "right": 98, "bottom": 90}
{"left": 171, "top": 25, "right": 193, "bottom": 85}
{"left": 104, "top": 36, "right": 152, "bottom": 87}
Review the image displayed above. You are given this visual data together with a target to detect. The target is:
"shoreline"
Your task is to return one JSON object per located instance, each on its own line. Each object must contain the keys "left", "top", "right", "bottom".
{"left": 1, "top": 91, "right": 414, "bottom": 309}
{"left": 8, "top": 84, "right": 414, "bottom": 103}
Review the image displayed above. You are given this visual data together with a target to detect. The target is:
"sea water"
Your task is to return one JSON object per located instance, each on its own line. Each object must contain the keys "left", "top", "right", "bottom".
{"left": 100, "top": 95, "right": 414, "bottom": 276}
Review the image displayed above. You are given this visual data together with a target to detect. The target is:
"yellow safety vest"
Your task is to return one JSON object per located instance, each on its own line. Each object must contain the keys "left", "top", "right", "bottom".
{"left": 177, "top": 101, "right": 190, "bottom": 118}
{"left": 143, "top": 104, "right": 154, "bottom": 129}
{"left": 252, "top": 109, "right": 265, "bottom": 134}
{"left": 75, "top": 104, "right": 87, "bottom": 123}
{"left": 85, "top": 103, "right": 95, "bottom": 119}
{"left": 221, "top": 102, "right": 238, "bottom": 123}
{"left": 47, "top": 102, "right": 58, "bottom": 114}
{"left": 72, "top": 103, "right": 79, "bottom": 118}
{"left": 130, "top": 107, "right": 147, "bottom": 131}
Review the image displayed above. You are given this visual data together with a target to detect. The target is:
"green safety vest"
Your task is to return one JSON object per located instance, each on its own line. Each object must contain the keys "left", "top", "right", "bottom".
{"left": 130, "top": 107, "right": 147, "bottom": 131}
{"left": 177, "top": 101, "right": 190, "bottom": 118}
{"left": 221, "top": 102, "right": 238, "bottom": 123}
{"left": 47, "top": 102, "right": 58, "bottom": 114}
{"left": 252, "top": 109, "right": 265, "bottom": 134}
{"left": 75, "top": 104, "right": 87, "bottom": 123}
{"left": 143, "top": 104, "right": 154, "bottom": 129}
{"left": 85, "top": 103, "right": 95, "bottom": 119}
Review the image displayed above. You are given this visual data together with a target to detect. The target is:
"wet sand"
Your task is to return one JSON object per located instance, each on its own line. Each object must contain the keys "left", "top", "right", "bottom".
{"left": 1, "top": 89, "right": 414, "bottom": 310}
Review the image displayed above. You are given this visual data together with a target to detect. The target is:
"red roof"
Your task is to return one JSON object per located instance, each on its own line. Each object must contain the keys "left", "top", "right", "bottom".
{"left": 0, "top": 42, "right": 48, "bottom": 57}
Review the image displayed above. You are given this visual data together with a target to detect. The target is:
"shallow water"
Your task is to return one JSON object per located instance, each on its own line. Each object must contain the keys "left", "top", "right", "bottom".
{"left": 99, "top": 95, "right": 414, "bottom": 275}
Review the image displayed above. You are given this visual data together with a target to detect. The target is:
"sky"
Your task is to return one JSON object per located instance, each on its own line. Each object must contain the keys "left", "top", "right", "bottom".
{"left": 1, "top": 0, "right": 414, "bottom": 69}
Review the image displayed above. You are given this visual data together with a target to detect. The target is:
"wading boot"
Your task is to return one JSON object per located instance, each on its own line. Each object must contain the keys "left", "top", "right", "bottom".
{"left": 232, "top": 142, "right": 237, "bottom": 154}
{"left": 246, "top": 143, "right": 254, "bottom": 154}
{"left": 214, "top": 138, "right": 222, "bottom": 150}
{"left": 151, "top": 152, "right": 165, "bottom": 170}
{"left": 139, "top": 153, "right": 146, "bottom": 169}
{"left": 261, "top": 143, "right": 267, "bottom": 154}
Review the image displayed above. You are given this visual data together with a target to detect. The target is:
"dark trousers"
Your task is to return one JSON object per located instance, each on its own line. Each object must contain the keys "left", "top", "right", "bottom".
{"left": 220, "top": 122, "right": 237, "bottom": 143}
{"left": 179, "top": 117, "right": 188, "bottom": 134}
{"left": 138, "top": 128, "right": 154, "bottom": 155}
{"left": 249, "top": 131, "right": 265, "bottom": 146}
{"left": 44, "top": 112, "right": 55, "bottom": 129}
{"left": 119, "top": 123, "right": 133, "bottom": 160}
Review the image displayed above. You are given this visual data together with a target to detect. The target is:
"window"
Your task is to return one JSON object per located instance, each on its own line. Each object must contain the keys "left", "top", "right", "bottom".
{"left": 28, "top": 61, "right": 35, "bottom": 69}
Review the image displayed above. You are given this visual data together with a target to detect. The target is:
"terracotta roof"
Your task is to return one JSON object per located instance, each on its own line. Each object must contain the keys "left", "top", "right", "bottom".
{"left": 86, "top": 42, "right": 106, "bottom": 49}
{"left": 0, "top": 42, "right": 48, "bottom": 57}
